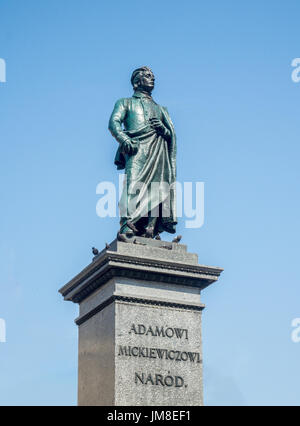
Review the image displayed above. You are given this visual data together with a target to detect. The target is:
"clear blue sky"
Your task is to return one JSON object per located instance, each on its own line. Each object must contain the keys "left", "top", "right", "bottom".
{"left": 0, "top": 0, "right": 300, "bottom": 406}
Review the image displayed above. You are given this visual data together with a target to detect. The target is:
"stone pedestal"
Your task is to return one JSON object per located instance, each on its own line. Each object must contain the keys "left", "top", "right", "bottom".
{"left": 59, "top": 237, "right": 223, "bottom": 406}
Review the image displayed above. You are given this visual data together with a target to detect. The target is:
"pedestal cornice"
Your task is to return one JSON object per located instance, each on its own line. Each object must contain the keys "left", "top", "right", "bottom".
{"left": 59, "top": 240, "right": 223, "bottom": 304}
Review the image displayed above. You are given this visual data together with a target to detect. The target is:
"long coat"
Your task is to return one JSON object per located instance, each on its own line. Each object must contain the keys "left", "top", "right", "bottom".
{"left": 109, "top": 91, "right": 177, "bottom": 234}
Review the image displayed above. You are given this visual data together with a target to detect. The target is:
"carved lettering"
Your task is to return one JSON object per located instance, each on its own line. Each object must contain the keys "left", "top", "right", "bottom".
{"left": 165, "top": 328, "right": 174, "bottom": 338}
{"left": 129, "top": 323, "right": 189, "bottom": 340}
{"left": 118, "top": 345, "right": 201, "bottom": 364}
{"left": 135, "top": 372, "right": 185, "bottom": 388}
{"left": 126, "top": 323, "right": 198, "bottom": 389}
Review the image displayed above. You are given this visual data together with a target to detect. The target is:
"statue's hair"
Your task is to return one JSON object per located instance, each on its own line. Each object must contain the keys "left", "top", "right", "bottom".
{"left": 131, "top": 66, "right": 153, "bottom": 89}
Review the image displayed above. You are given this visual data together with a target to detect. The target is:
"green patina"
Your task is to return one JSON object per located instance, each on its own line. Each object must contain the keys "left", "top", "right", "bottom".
{"left": 109, "top": 66, "right": 177, "bottom": 238}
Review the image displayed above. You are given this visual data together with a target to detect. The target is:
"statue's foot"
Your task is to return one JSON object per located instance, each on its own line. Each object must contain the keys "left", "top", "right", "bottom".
{"left": 120, "top": 224, "right": 134, "bottom": 235}
{"left": 145, "top": 226, "right": 154, "bottom": 238}
{"left": 117, "top": 232, "right": 128, "bottom": 243}
{"left": 127, "top": 221, "right": 138, "bottom": 234}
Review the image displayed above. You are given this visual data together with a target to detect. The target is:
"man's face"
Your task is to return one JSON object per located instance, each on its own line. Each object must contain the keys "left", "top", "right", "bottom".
{"left": 138, "top": 70, "right": 155, "bottom": 93}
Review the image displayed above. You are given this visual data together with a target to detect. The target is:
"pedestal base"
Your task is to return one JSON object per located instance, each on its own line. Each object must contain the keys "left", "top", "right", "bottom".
{"left": 59, "top": 237, "right": 223, "bottom": 406}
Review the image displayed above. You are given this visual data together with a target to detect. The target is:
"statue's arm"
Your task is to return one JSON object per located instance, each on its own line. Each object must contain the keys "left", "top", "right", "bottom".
{"left": 160, "top": 120, "right": 172, "bottom": 142}
{"left": 160, "top": 110, "right": 173, "bottom": 143}
{"left": 149, "top": 107, "right": 172, "bottom": 142}
{"left": 108, "top": 99, "right": 131, "bottom": 145}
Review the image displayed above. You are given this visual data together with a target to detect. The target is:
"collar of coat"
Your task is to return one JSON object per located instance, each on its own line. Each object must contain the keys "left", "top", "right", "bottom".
{"left": 132, "top": 90, "right": 153, "bottom": 99}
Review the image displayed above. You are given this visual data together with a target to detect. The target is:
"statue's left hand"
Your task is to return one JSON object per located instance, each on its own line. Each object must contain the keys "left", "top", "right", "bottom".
{"left": 149, "top": 118, "right": 166, "bottom": 135}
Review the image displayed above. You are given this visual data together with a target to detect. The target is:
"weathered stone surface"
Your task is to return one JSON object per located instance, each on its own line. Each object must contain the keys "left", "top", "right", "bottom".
{"left": 115, "top": 300, "right": 203, "bottom": 406}
{"left": 78, "top": 303, "right": 115, "bottom": 406}
{"left": 59, "top": 238, "right": 223, "bottom": 406}
{"left": 60, "top": 238, "right": 223, "bottom": 304}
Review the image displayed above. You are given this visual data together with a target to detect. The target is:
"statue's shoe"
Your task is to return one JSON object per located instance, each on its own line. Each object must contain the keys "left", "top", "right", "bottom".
{"left": 127, "top": 221, "right": 138, "bottom": 234}
{"left": 120, "top": 225, "right": 134, "bottom": 234}
{"left": 117, "top": 232, "right": 128, "bottom": 242}
{"left": 145, "top": 226, "right": 154, "bottom": 238}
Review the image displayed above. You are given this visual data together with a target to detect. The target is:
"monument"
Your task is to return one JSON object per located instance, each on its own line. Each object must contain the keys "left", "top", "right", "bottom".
{"left": 59, "top": 67, "right": 223, "bottom": 406}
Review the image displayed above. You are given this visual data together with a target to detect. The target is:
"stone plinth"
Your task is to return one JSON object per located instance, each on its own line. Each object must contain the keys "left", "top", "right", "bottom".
{"left": 59, "top": 237, "right": 223, "bottom": 406}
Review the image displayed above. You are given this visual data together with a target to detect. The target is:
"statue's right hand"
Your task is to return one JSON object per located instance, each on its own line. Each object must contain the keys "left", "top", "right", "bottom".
{"left": 121, "top": 139, "right": 137, "bottom": 155}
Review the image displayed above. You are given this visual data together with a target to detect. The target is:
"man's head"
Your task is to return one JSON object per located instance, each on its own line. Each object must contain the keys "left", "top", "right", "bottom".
{"left": 131, "top": 66, "right": 155, "bottom": 94}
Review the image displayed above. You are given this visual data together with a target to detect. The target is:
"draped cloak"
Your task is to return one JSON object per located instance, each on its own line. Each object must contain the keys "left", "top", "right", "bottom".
{"left": 109, "top": 94, "right": 177, "bottom": 235}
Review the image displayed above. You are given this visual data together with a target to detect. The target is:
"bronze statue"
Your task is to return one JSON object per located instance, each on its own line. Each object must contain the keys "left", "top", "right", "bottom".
{"left": 109, "top": 67, "right": 177, "bottom": 240}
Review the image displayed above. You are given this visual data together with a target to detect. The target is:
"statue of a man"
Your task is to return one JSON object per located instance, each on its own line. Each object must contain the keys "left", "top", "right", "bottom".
{"left": 109, "top": 66, "right": 177, "bottom": 239}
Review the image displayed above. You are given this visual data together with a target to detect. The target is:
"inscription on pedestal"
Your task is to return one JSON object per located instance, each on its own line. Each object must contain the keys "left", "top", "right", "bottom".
{"left": 59, "top": 238, "right": 223, "bottom": 406}
{"left": 117, "top": 322, "right": 202, "bottom": 390}
{"left": 115, "top": 303, "right": 203, "bottom": 405}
